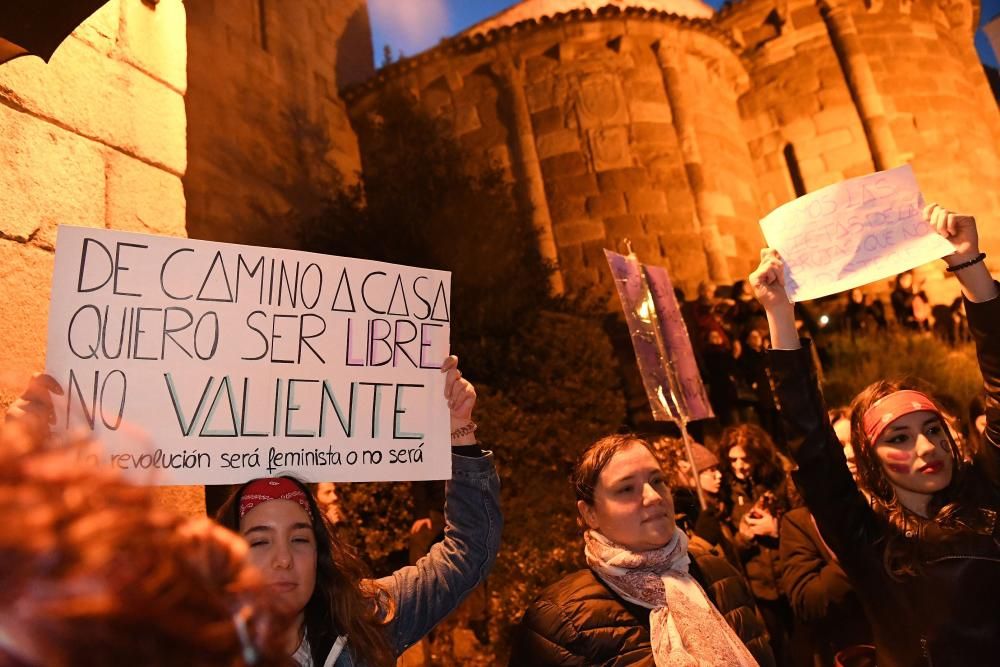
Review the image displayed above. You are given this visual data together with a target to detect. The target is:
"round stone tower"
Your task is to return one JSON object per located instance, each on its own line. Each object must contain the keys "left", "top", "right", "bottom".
{"left": 344, "top": 0, "right": 1000, "bottom": 302}
{"left": 345, "top": 2, "right": 764, "bottom": 297}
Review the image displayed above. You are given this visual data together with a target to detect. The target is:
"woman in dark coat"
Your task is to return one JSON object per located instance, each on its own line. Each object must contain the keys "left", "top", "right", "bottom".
{"left": 510, "top": 434, "right": 775, "bottom": 666}
{"left": 751, "top": 203, "right": 1000, "bottom": 667}
{"left": 718, "top": 424, "right": 800, "bottom": 666}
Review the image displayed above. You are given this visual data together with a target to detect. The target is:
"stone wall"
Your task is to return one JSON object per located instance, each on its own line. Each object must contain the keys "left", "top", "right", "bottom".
{"left": 720, "top": 0, "right": 1000, "bottom": 303}
{"left": 346, "top": 10, "right": 763, "bottom": 298}
{"left": 348, "top": 1, "right": 1000, "bottom": 306}
{"left": 0, "top": 0, "right": 187, "bottom": 405}
{"left": 185, "top": 0, "right": 374, "bottom": 249}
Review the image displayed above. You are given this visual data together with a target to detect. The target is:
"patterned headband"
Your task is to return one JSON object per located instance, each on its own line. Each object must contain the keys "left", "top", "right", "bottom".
{"left": 239, "top": 478, "right": 313, "bottom": 521}
{"left": 862, "top": 390, "right": 941, "bottom": 444}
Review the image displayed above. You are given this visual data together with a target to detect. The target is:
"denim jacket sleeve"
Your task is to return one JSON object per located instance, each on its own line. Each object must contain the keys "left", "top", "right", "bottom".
{"left": 377, "top": 450, "right": 502, "bottom": 655}
{"left": 767, "top": 342, "right": 880, "bottom": 574}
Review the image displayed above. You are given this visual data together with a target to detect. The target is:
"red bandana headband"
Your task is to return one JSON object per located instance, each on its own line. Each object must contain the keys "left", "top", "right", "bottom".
{"left": 239, "top": 478, "right": 313, "bottom": 521}
{"left": 862, "top": 390, "right": 941, "bottom": 444}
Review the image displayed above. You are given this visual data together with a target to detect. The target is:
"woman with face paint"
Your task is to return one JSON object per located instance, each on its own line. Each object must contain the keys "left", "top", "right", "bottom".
{"left": 751, "top": 204, "right": 1000, "bottom": 666}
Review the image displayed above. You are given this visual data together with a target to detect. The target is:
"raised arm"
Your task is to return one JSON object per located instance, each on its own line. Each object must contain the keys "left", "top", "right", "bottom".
{"left": 378, "top": 356, "right": 502, "bottom": 655}
{"left": 749, "top": 252, "right": 879, "bottom": 571}
{"left": 927, "top": 205, "right": 1000, "bottom": 473}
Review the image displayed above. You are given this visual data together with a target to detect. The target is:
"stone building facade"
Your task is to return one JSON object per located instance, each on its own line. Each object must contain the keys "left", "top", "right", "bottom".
{"left": 0, "top": 0, "right": 188, "bottom": 402}
{"left": 185, "top": 0, "right": 374, "bottom": 248}
{"left": 344, "top": 0, "right": 1000, "bottom": 303}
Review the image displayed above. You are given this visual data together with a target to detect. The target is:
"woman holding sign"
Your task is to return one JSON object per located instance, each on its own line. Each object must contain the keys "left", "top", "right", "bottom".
{"left": 750, "top": 203, "right": 1000, "bottom": 666}
{"left": 216, "top": 355, "right": 500, "bottom": 667}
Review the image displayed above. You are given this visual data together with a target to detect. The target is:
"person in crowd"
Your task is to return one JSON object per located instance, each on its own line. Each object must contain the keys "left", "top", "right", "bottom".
{"left": 216, "top": 356, "right": 502, "bottom": 667}
{"left": 751, "top": 203, "right": 1000, "bottom": 665}
{"left": 691, "top": 281, "right": 731, "bottom": 350}
{"left": 727, "top": 279, "right": 768, "bottom": 341}
{"left": 509, "top": 433, "right": 775, "bottom": 666}
{"left": 656, "top": 436, "right": 741, "bottom": 569}
{"left": 1, "top": 387, "right": 287, "bottom": 667}
{"left": 703, "top": 329, "right": 740, "bottom": 426}
{"left": 890, "top": 270, "right": 931, "bottom": 331}
{"left": 844, "top": 288, "right": 886, "bottom": 337}
{"left": 737, "top": 329, "right": 782, "bottom": 440}
{"left": 780, "top": 409, "right": 873, "bottom": 667}
{"left": 718, "top": 424, "right": 800, "bottom": 666}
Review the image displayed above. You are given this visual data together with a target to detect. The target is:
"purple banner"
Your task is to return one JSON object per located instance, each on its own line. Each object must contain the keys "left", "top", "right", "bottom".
{"left": 604, "top": 250, "right": 714, "bottom": 423}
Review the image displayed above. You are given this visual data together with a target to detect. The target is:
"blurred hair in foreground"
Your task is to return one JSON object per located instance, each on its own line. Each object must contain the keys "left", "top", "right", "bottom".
{"left": 0, "top": 420, "right": 290, "bottom": 667}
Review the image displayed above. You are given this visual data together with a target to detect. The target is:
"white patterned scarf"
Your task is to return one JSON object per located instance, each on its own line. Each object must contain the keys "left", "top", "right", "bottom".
{"left": 584, "top": 529, "right": 759, "bottom": 667}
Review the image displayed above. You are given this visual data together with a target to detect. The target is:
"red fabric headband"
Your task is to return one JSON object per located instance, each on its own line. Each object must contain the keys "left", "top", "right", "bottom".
{"left": 239, "top": 478, "right": 313, "bottom": 521}
{"left": 862, "top": 390, "right": 941, "bottom": 444}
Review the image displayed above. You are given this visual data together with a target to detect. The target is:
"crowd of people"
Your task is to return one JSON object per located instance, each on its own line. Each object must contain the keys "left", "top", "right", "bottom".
{"left": 678, "top": 264, "right": 975, "bottom": 445}
{"left": 3, "top": 203, "right": 1000, "bottom": 666}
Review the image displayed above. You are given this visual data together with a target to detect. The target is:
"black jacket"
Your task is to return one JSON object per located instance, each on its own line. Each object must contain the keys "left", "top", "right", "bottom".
{"left": 779, "top": 506, "right": 872, "bottom": 666}
{"left": 509, "top": 547, "right": 776, "bottom": 666}
{"left": 767, "top": 292, "right": 1000, "bottom": 667}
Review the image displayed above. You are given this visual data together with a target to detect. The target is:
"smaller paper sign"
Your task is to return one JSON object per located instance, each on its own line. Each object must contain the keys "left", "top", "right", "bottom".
{"left": 605, "top": 250, "right": 713, "bottom": 423}
{"left": 759, "top": 165, "right": 954, "bottom": 301}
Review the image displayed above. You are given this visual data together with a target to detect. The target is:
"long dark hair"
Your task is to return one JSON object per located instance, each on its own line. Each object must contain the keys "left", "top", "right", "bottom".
{"left": 217, "top": 477, "right": 396, "bottom": 667}
{"left": 718, "top": 424, "right": 786, "bottom": 491}
{"left": 849, "top": 378, "right": 988, "bottom": 578}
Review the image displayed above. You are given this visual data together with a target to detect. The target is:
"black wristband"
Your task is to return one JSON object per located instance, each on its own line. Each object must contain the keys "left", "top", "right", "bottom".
{"left": 945, "top": 252, "right": 986, "bottom": 273}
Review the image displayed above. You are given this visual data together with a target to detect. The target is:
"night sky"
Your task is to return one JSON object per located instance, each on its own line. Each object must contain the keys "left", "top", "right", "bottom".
{"left": 368, "top": 0, "right": 1000, "bottom": 68}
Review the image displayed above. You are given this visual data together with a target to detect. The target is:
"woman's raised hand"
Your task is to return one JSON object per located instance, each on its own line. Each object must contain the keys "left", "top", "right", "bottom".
{"left": 749, "top": 249, "right": 801, "bottom": 350}
{"left": 5, "top": 373, "right": 63, "bottom": 444}
{"left": 749, "top": 249, "right": 792, "bottom": 314}
{"left": 441, "top": 355, "right": 477, "bottom": 444}
{"left": 924, "top": 203, "right": 979, "bottom": 262}
{"left": 924, "top": 203, "right": 997, "bottom": 303}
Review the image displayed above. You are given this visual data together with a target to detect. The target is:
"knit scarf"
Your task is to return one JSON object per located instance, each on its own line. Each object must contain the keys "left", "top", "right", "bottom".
{"left": 584, "top": 529, "right": 759, "bottom": 667}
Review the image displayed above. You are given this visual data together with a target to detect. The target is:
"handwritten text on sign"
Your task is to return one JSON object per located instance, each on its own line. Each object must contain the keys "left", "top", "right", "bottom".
{"left": 759, "top": 166, "right": 954, "bottom": 301}
{"left": 46, "top": 226, "right": 452, "bottom": 485}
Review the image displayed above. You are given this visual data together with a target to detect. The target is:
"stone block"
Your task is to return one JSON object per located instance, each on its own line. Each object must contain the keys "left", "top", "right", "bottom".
{"left": 0, "top": 105, "right": 106, "bottom": 245}
{"left": 546, "top": 173, "right": 599, "bottom": 199}
{"left": 822, "top": 143, "right": 870, "bottom": 173}
{"left": 0, "top": 240, "right": 54, "bottom": 395}
{"left": 807, "top": 128, "right": 855, "bottom": 154}
{"left": 553, "top": 220, "right": 606, "bottom": 247}
{"left": 117, "top": 0, "right": 187, "bottom": 93}
{"left": 540, "top": 152, "right": 588, "bottom": 179}
{"left": 452, "top": 105, "right": 482, "bottom": 136}
{"left": 586, "top": 193, "right": 627, "bottom": 217}
{"left": 548, "top": 196, "right": 588, "bottom": 225}
{"left": 597, "top": 167, "right": 647, "bottom": 192}
{"left": 604, "top": 214, "right": 645, "bottom": 237}
{"left": 531, "top": 107, "right": 567, "bottom": 135}
{"left": 781, "top": 116, "right": 818, "bottom": 142}
{"left": 628, "top": 100, "right": 673, "bottom": 124}
{"left": 104, "top": 150, "right": 187, "bottom": 237}
{"left": 789, "top": 5, "right": 823, "bottom": 29}
{"left": 525, "top": 82, "right": 558, "bottom": 113}
{"left": 153, "top": 486, "right": 206, "bottom": 518}
{"left": 625, "top": 188, "right": 668, "bottom": 214}
{"left": 631, "top": 122, "right": 675, "bottom": 144}
{"left": 70, "top": 0, "right": 120, "bottom": 57}
{"left": 535, "top": 129, "right": 581, "bottom": 159}
{"left": 0, "top": 35, "right": 187, "bottom": 175}
{"left": 702, "top": 191, "right": 737, "bottom": 217}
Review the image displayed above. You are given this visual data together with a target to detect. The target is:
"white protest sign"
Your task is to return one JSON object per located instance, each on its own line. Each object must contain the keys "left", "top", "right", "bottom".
{"left": 45, "top": 226, "right": 452, "bottom": 485}
{"left": 759, "top": 165, "right": 954, "bottom": 301}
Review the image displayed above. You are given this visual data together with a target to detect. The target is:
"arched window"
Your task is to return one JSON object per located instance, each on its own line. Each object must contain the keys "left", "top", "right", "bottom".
{"left": 257, "top": 0, "right": 269, "bottom": 52}
{"left": 783, "top": 143, "right": 807, "bottom": 197}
